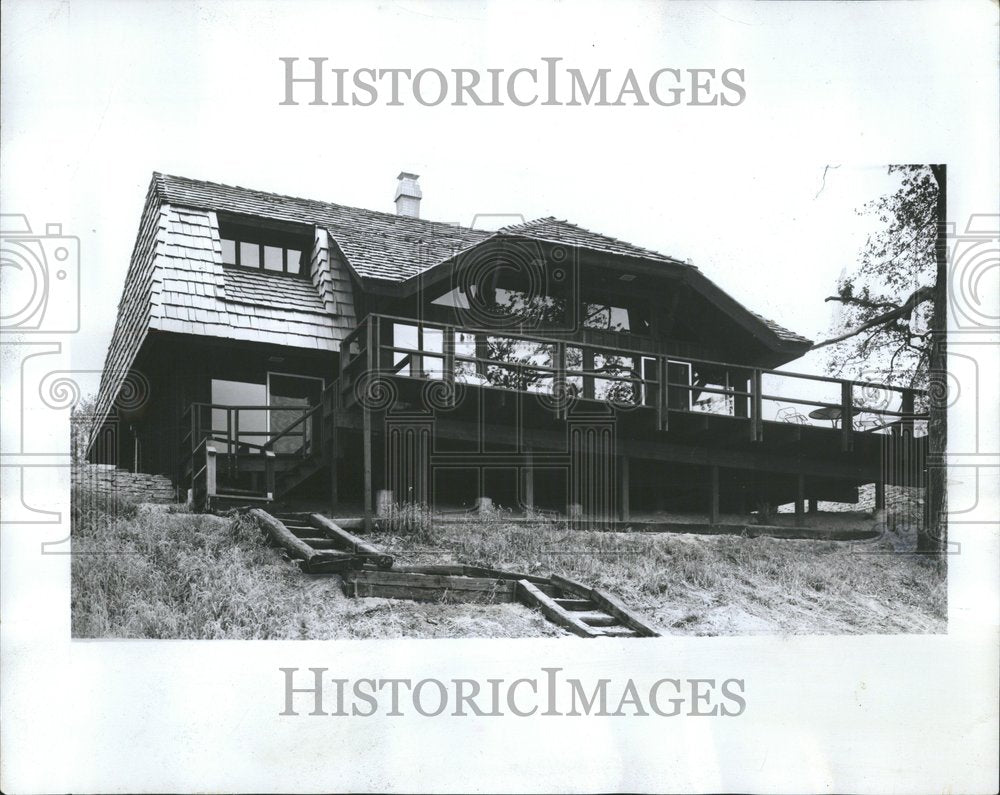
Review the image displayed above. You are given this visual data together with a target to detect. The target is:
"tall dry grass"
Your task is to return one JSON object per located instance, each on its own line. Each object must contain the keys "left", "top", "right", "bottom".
{"left": 372, "top": 515, "right": 948, "bottom": 635}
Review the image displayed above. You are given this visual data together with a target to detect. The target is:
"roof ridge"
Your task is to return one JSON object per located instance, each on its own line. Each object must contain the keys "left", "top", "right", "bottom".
{"left": 154, "top": 171, "right": 482, "bottom": 234}
{"left": 497, "top": 215, "right": 684, "bottom": 264}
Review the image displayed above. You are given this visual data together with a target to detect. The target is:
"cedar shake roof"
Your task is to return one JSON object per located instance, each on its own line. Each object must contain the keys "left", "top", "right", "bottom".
{"left": 90, "top": 172, "right": 812, "bottom": 452}
{"left": 155, "top": 173, "right": 490, "bottom": 282}
{"left": 494, "top": 217, "right": 686, "bottom": 265}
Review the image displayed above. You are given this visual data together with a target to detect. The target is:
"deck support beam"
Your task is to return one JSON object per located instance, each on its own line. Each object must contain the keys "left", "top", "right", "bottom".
{"left": 875, "top": 479, "right": 886, "bottom": 511}
{"left": 795, "top": 473, "right": 806, "bottom": 523}
{"left": 619, "top": 455, "right": 630, "bottom": 522}
{"left": 709, "top": 465, "right": 720, "bottom": 525}
{"left": 523, "top": 447, "right": 535, "bottom": 516}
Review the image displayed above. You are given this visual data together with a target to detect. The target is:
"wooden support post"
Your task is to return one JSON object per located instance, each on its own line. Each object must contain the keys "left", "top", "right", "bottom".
{"left": 657, "top": 357, "right": 669, "bottom": 431}
{"left": 582, "top": 346, "right": 595, "bottom": 400}
{"left": 619, "top": 455, "right": 630, "bottom": 522}
{"left": 875, "top": 479, "right": 886, "bottom": 511}
{"left": 841, "top": 381, "right": 855, "bottom": 452}
{"left": 750, "top": 369, "right": 763, "bottom": 441}
{"left": 523, "top": 447, "right": 535, "bottom": 516}
{"left": 795, "top": 473, "right": 806, "bottom": 523}
{"left": 444, "top": 326, "right": 456, "bottom": 405}
{"left": 709, "top": 465, "right": 719, "bottom": 525}
{"left": 205, "top": 443, "right": 217, "bottom": 498}
{"left": 264, "top": 450, "right": 276, "bottom": 500}
{"left": 808, "top": 498, "right": 818, "bottom": 514}
{"left": 556, "top": 342, "right": 567, "bottom": 419}
{"left": 328, "top": 424, "right": 338, "bottom": 515}
{"left": 900, "top": 388, "right": 915, "bottom": 435}
{"left": 363, "top": 410, "right": 373, "bottom": 532}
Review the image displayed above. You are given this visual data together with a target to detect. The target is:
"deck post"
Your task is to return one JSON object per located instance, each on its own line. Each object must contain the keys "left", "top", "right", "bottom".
{"left": 328, "top": 423, "right": 339, "bottom": 515}
{"left": 205, "top": 442, "right": 217, "bottom": 497}
{"left": 841, "top": 380, "right": 855, "bottom": 451}
{"left": 709, "top": 465, "right": 720, "bottom": 525}
{"left": 556, "top": 342, "right": 568, "bottom": 419}
{"left": 875, "top": 479, "right": 886, "bottom": 511}
{"left": 523, "top": 446, "right": 535, "bottom": 516}
{"left": 582, "top": 346, "right": 595, "bottom": 401}
{"left": 619, "top": 455, "right": 630, "bottom": 523}
{"left": 795, "top": 473, "right": 806, "bottom": 523}
{"left": 657, "top": 357, "right": 669, "bottom": 432}
{"left": 808, "top": 498, "right": 818, "bottom": 514}
{"left": 264, "top": 449, "right": 276, "bottom": 500}
{"left": 363, "top": 319, "right": 377, "bottom": 531}
{"left": 900, "top": 388, "right": 915, "bottom": 436}
{"left": 444, "top": 325, "right": 456, "bottom": 405}
{"left": 750, "top": 369, "right": 763, "bottom": 441}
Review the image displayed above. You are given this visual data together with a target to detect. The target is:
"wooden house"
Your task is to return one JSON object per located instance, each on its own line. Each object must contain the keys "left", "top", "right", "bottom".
{"left": 87, "top": 172, "right": 926, "bottom": 526}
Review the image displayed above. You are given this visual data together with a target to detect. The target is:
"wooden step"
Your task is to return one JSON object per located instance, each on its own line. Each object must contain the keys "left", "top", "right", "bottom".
{"left": 554, "top": 598, "right": 596, "bottom": 611}
{"left": 591, "top": 625, "right": 639, "bottom": 637}
{"left": 575, "top": 611, "right": 618, "bottom": 627}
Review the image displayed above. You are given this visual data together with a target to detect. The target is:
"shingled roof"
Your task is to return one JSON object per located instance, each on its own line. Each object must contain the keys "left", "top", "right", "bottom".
{"left": 493, "top": 217, "right": 686, "bottom": 265}
{"left": 155, "top": 173, "right": 489, "bottom": 282}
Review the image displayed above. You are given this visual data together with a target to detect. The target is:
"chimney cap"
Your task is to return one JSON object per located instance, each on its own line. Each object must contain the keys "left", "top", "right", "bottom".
{"left": 394, "top": 172, "right": 422, "bottom": 218}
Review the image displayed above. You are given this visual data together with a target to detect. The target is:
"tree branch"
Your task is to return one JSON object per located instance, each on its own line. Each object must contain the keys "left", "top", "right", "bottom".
{"left": 824, "top": 294, "right": 901, "bottom": 311}
{"left": 812, "top": 285, "right": 935, "bottom": 350}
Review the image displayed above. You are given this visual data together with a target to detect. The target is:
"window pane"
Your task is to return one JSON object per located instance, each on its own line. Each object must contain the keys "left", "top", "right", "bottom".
{"left": 423, "top": 328, "right": 443, "bottom": 354}
{"left": 210, "top": 379, "right": 267, "bottom": 451}
{"left": 221, "top": 238, "right": 237, "bottom": 265}
{"left": 393, "top": 323, "right": 419, "bottom": 351}
{"left": 239, "top": 241, "right": 260, "bottom": 269}
{"left": 263, "top": 245, "right": 283, "bottom": 271}
{"left": 287, "top": 249, "right": 302, "bottom": 274}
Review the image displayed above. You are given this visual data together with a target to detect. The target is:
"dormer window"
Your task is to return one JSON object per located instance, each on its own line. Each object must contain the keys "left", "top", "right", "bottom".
{"left": 219, "top": 218, "right": 312, "bottom": 277}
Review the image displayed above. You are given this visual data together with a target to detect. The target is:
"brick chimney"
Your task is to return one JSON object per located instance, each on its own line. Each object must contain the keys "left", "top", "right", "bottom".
{"left": 394, "top": 172, "right": 422, "bottom": 218}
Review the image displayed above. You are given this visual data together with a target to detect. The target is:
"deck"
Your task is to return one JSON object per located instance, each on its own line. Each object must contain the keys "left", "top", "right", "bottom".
{"left": 182, "top": 313, "right": 928, "bottom": 520}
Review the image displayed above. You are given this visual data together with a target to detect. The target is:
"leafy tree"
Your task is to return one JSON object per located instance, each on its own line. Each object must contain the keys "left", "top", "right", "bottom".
{"left": 813, "top": 164, "right": 947, "bottom": 552}
{"left": 70, "top": 392, "right": 98, "bottom": 464}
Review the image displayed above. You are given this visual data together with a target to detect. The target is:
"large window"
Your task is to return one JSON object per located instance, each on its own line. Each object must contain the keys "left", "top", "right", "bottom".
{"left": 582, "top": 300, "right": 650, "bottom": 334}
{"left": 219, "top": 221, "right": 311, "bottom": 277}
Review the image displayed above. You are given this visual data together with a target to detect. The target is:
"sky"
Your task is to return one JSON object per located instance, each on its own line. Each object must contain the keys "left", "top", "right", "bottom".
{"left": 1, "top": 0, "right": 995, "bottom": 397}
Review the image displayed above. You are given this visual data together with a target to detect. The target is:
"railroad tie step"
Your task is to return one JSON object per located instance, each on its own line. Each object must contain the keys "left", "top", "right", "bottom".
{"left": 574, "top": 611, "right": 618, "bottom": 627}
{"left": 592, "top": 625, "right": 640, "bottom": 637}
{"left": 554, "top": 598, "right": 595, "bottom": 611}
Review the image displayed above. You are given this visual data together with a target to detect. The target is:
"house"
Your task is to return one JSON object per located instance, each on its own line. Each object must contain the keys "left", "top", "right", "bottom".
{"left": 87, "top": 171, "right": 926, "bottom": 527}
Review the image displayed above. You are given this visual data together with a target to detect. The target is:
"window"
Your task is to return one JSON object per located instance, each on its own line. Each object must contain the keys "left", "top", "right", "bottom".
{"left": 582, "top": 300, "right": 650, "bottom": 334}
{"left": 219, "top": 221, "right": 309, "bottom": 276}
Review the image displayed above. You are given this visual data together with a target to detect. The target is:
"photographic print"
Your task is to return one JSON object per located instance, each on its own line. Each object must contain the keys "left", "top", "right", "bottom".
{"left": 2, "top": 1, "right": 997, "bottom": 793}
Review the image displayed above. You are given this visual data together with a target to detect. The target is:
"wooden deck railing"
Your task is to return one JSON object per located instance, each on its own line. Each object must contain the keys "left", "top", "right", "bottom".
{"left": 340, "top": 313, "right": 928, "bottom": 449}
{"left": 179, "top": 396, "right": 331, "bottom": 508}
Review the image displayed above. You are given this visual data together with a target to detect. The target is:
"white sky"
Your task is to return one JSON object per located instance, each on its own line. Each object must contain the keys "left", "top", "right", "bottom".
{"left": 1, "top": 0, "right": 996, "bottom": 396}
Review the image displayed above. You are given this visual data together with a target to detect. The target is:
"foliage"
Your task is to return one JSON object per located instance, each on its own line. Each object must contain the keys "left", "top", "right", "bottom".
{"left": 379, "top": 500, "right": 435, "bottom": 541}
{"left": 70, "top": 392, "right": 98, "bottom": 463}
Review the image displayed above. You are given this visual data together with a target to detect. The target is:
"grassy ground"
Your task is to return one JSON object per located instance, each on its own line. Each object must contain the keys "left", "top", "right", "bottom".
{"left": 71, "top": 493, "right": 561, "bottom": 639}
{"left": 369, "top": 510, "right": 947, "bottom": 635}
{"left": 71, "top": 491, "right": 946, "bottom": 639}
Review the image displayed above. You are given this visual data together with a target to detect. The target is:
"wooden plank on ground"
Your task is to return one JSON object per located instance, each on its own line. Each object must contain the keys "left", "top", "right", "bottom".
{"left": 348, "top": 570, "right": 513, "bottom": 591}
{"left": 588, "top": 588, "right": 660, "bottom": 637}
{"left": 343, "top": 569, "right": 517, "bottom": 603}
{"left": 516, "top": 580, "right": 600, "bottom": 638}
{"left": 462, "top": 565, "right": 552, "bottom": 585}
{"left": 310, "top": 513, "right": 393, "bottom": 568}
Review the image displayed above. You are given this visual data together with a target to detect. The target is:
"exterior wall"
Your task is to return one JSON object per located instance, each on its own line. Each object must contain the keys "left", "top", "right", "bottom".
{"left": 72, "top": 463, "right": 177, "bottom": 504}
{"left": 129, "top": 332, "right": 338, "bottom": 482}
